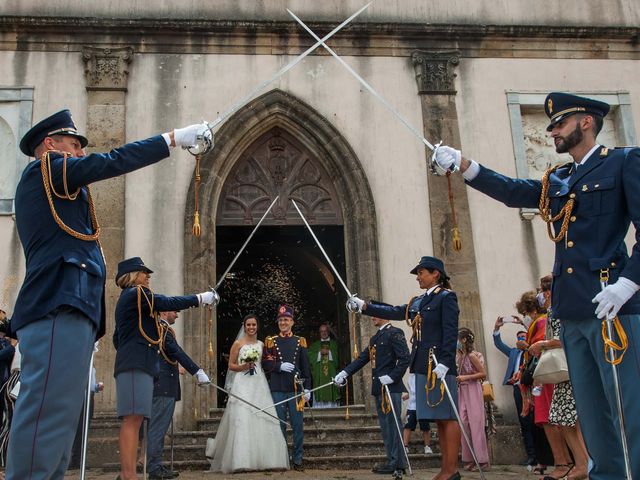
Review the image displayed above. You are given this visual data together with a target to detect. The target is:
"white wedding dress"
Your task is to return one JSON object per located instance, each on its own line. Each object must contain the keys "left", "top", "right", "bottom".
{"left": 208, "top": 342, "right": 289, "bottom": 473}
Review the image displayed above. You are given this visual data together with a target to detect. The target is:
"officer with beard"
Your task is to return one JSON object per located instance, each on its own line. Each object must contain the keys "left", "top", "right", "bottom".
{"left": 433, "top": 92, "right": 640, "bottom": 480}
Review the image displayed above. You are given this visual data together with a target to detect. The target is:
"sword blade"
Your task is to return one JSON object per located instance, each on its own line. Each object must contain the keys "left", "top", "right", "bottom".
{"left": 290, "top": 199, "right": 352, "bottom": 298}
{"left": 287, "top": 8, "right": 435, "bottom": 151}
{"left": 214, "top": 195, "right": 279, "bottom": 291}
{"left": 204, "top": 381, "right": 290, "bottom": 428}
{"left": 383, "top": 384, "right": 413, "bottom": 475}
{"left": 79, "top": 351, "right": 94, "bottom": 480}
{"left": 253, "top": 380, "right": 335, "bottom": 415}
{"left": 205, "top": 2, "right": 372, "bottom": 133}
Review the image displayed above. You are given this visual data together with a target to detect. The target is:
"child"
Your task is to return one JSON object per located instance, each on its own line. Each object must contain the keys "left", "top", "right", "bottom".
{"left": 402, "top": 372, "right": 432, "bottom": 454}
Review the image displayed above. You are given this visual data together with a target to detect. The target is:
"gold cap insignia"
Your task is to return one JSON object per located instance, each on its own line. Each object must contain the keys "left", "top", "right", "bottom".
{"left": 548, "top": 98, "right": 553, "bottom": 114}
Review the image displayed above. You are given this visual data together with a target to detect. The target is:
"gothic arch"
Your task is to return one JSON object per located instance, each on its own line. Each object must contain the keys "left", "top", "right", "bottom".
{"left": 182, "top": 89, "right": 381, "bottom": 425}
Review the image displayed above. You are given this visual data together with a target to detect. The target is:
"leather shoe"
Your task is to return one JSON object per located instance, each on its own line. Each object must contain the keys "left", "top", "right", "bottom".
{"left": 149, "top": 469, "right": 174, "bottom": 480}
{"left": 160, "top": 466, "right": 179, "bottom": 478}
{"left": 372, "top": 464, "right": 395, "bottom": 474}
{"left": 446, "top": 472, "right": 461, "bottom": 480}
{"left": 293, "top": 462, "right": 305, "bottom": 472}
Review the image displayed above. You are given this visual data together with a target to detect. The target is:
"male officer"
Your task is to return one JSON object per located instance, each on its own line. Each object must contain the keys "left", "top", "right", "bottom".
{"left": 262, "top": 305, "right": 312, "bottom": 471}
{"left": 334, "top": 315, "right": 410, "bottom": 479}
{"left": 146, "top": 310, "right": 208, "bottom": 479}
{"left": 433, "top": 92, "right": 640, "bottom": 479}
{"left": 8, "top": 109, "right": 211, "bottom": 479}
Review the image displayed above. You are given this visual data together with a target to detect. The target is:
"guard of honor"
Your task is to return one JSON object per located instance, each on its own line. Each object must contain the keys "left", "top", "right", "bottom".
{"left": 434, "top": 92, "right": 640, "bottom": 480}
{"left": 262, "top": 305, "right": 312, "bottom": 471}
{"left": 335, "top": 315, "right": 410, "bottom": 478}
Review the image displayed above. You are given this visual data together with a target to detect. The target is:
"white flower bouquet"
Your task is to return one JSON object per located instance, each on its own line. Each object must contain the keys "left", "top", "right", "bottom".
{"left": 240, "top": 346, "right": 261, "bottom": 375}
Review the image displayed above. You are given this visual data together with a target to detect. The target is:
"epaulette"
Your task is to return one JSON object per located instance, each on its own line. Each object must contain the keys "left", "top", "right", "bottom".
{"left": 600, "top": 147, "right": 609, "bottom": 157}
{"left": 297, "top": 336, "right": 307, "bottom": 348}
{"left": 265, "top": 336, "right": 275, "bottom": 348}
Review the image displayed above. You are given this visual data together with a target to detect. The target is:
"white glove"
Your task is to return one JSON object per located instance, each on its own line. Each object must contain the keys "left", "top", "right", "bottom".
{"left": 433, "top": 363, "right": 449, "bottom": 379}
{"left": 194, "top": 369, "right": 210, "bottom": 385}
{"left": 174, "top": 123, "right": 205, "bottom": 147}
{"left": 593, "top": 277, "right": 639, "bottom": 319}
{"left": 378, "top": 375, "right": 394, "bottom": 385}
{"left": 304, "top": 389, "right": 311, "bottom": 403}
{"left": 334, "top": 370, "right": 348, "bottom": 386}
{"left": 346, "top": 295, "right": 365, "bottom": 313}
{"left": 431, "top": 145, "right": 461, "bottom": 175}
{"left": 280, "top": 362, "right": 295, "bottom": 373}
{"left": 197, "top": 289, "right": 219, "bottom": 306}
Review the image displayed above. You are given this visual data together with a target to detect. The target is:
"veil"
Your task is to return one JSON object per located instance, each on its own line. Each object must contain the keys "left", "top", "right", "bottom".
{"left": 224, "top": 325, "right": 246, "bottom": 392}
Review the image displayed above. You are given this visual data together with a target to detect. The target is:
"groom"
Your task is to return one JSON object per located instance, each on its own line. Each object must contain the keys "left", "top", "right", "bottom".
{"left": 263, "top": 305, "right": 312, "bottom": 471}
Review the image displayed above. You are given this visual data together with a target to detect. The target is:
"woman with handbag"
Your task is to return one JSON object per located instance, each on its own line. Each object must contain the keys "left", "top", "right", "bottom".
{"left": 529, "top": 313, "right": 589, "bottom": 480}
{"left": 456, "top": 328, "right": 490, "bottom": 471}
{"left": 517, "top": 289, "right": 573, "bottom": 480}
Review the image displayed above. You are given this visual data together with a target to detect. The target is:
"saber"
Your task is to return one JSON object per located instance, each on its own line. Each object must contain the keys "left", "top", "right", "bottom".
{"left": 253, "top": 380, "right": 335, "bottom": 415}
{"left": 186, "top": 2, "right": 372, "bottom": 156}
{"left": 287, "top": 9, "right": 436, "bottom": 152}
{"left": 214, "top": 195, "right": 280, "bottom": 291}
{"left": 201, "top": 381, "right": 290, "bottom": 428}
{"left": 600, "top": 272, "right": 633, "bottom": 479}
{"left": 142, "top": 418, "right": 148, "bottom": 480}
{"left": 430, "top": 352, "right": 486, "bottom": 480}
{"left": 290, "top": 199, "right": 352, "bottom": 297}
{"left": 383, "top": 384, "right": 413, "bottom": 476}
{"left": 79, "top": 351, "right": 94, "bottom": 480}
{"left": 296, "top": 378, "right": 326, "bottom": 440}
{"left": 170, "top": 418, "right": 174, "bottom": 473}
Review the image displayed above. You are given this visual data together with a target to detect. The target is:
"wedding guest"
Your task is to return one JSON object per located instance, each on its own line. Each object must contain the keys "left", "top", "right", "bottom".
{"left": 209, "top": 314, "right": 288, "bottom": 473}
{"left": 0, "top": 340, "right": 19, "bottom": 466}
{"left": 113, "top": 257, "right": 213, "bottom": 480}
{"left": 456, "top": 328, "right": 489, "bottom": 471}
{"left": 402, "top": 373, "right": 433, "bottom": 455}
{"left": 262, "top": 305, "right": 312, "bottom": 472}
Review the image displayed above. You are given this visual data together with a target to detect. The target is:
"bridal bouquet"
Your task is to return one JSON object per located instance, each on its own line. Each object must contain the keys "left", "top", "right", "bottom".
{"left": 240, "top": 346, "right": 261, "bottom": 375}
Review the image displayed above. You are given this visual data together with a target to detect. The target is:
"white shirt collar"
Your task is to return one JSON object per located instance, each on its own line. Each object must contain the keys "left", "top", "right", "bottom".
{"left": 426, "top": 284, "right": 441, "bottom": 295}
{"left": 378, "top": 322, "right": 391, "bottom": 331}
{"left": 575, "top": 144, "right": 601, "bottom": 169}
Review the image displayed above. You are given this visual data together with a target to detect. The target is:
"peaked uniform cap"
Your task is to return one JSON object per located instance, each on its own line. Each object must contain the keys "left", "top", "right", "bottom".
{"left": 115, "top": 257, "right": 153, "bottom": 282}
{"left": 19, "top": 109, "right": 88, "bottom": 157}
{"left": 276, "top": 304, "right": 294, "bottom": 320}
{"left": 544, "top": 92, "right": 610, "bottom": 132}
{"left": 410, "top": 255, "right": 449, "bottom": 280}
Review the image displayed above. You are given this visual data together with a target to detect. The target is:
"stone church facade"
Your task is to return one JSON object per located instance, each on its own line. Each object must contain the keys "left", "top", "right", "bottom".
{"left": 0, "top": 1, "right": 638, "bottom": 429}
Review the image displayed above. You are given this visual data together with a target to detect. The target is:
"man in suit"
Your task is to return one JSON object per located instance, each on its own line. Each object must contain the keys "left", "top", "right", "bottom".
{"left": 8, "top": 109, "right": 208, "bottom": 479}
{"left": 334, "top": 315, "right": 410, "bottom": 478}
{"left": 492, "top": 317, "right": 535, "bottom": 465}
{"left": 262, "top": 305, "right": 312, "bottom": 472}
{"left": 146, "top": 310, "right": 208, "bottom": 480}
{"left": 433, "top": 92, "right": 640, "bottom": 479}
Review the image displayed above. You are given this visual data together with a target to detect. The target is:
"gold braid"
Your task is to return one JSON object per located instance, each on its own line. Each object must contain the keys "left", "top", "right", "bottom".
{"left": 159, "top": 322, "right": 179, "bottom": 366}
{"left": 136, "top": 285, "right": 162, "bottom": 346}
{"left": 40, "top": 150, "right": 101, "bottom": 242}
{"left": 539, "top": 164, "right": 575, "bottom": 243}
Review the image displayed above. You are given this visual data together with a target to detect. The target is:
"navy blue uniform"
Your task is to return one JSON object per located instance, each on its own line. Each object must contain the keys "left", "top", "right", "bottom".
{"left": 262, "top": 334, "right": 311, "bottom": 467}
{"left": 343, "top": 323, "right": 409, "bottom": 472}
{"left": 113, "top": 286, "right": 198, "bottom": 378}
{"left": 467, "top": 146, "right": 640, "bottom": 480}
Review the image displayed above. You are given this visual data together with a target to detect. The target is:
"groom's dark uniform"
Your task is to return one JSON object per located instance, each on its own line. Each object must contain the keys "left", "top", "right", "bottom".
{"left": 263, "top": 305, "right": 312, "bottom": 471}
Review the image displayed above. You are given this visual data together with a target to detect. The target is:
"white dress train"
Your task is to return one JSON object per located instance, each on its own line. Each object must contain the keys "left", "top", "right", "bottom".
{"left": 208, "top": 342, "right": 289, "bottom": 473}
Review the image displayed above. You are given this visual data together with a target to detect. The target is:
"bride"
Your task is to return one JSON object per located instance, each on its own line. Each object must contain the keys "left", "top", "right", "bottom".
{"left": 208, "top": 314, "right": 289, "bottom": 473}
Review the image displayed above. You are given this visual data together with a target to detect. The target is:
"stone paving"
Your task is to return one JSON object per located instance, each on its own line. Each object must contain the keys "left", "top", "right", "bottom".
{"left": 64, "top": 465, "right": 532, "bottom": 479}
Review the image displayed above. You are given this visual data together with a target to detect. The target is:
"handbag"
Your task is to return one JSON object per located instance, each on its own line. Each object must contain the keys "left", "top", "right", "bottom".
{"left": 520, "top": 355, "right": 539, "bottom": 386}
{"left": 482, "top": 381, "right": 495, "bottom": 402}
{"left": 533, "top": 315, "right": 570, "bottom": 384}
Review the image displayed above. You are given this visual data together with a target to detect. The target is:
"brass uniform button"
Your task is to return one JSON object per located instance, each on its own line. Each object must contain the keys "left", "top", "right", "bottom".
{"left": 81, "top": 263, "right": 86, "bottom": 268}
{"left": 567, "top": 267, "right": 574, "bottom": 274}
{"left": 567, "top": 241, "right": 574, "bottom": 247}
{"left": 569, "top": 193, "right": 576, "bottom": 199}
{"left": 611, "top": 262, "right": 616, "bottom": 267}
{"left": 570, "top": 216, "right": 577, "bottom": 222}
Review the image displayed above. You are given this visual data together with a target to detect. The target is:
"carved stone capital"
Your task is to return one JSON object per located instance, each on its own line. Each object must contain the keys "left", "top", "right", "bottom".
{"left": 82, "top": 46, "right": 133, "bottom": 91}
{"left": 412, "top": 50, "right": 460, "bottom": 95}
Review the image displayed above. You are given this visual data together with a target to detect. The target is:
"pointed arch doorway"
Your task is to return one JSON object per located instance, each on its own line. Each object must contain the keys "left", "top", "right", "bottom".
{"left": 183, "top": 90, "right": 381, "bottom": 426}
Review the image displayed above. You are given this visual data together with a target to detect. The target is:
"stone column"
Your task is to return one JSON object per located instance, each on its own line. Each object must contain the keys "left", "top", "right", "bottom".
{"left": 412, "top": 50, "right": 486, "bottom": 356}
{"left": 82, "top": 46, "right": 133, "bottom": 413}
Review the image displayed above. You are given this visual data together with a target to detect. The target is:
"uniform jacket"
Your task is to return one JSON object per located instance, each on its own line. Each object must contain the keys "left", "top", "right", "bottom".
{"left": 113, "top": 286, "right": 198, "bottom": 377}
{"left": 154, "top": 321, "right": 199, "bottom": 401}
{"left": 467, "top": 146, "right": 640, "bottom": 320}
{"left": 344, "top": 323, "right": 409, "bottom": 396}
{"left": 365, "top": 288, "right": 460, "bottom": 375}
{"left": 262, "top": 334, "right": 312, "bottom": 392}
{"left": 13, "top": 136, "right": 170, "bottom": 338}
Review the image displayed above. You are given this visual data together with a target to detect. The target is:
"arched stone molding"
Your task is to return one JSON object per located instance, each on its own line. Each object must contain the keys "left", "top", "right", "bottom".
{"left": 182, "top": 89, "right": 381, "bottom": 426}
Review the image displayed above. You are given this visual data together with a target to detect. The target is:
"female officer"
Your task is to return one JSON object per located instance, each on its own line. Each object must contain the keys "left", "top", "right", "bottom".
{"left": 113, "top": 257, "right": 215, "bottom": 480}
{"left": 348, "top": 256, "right": 461, "bottom": 480}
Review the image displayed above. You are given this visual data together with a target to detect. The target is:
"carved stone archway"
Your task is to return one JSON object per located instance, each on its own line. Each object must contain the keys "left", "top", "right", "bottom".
{"left": 182, "top": 90, "right": 381, "bottom": 427}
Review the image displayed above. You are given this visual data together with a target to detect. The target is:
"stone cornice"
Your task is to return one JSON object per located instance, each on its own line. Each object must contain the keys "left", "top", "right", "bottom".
{"left": 1, "top": 16, "right": 638, "bottom": 58}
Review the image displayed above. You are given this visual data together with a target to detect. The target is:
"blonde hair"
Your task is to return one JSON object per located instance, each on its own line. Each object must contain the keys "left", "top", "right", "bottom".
{"left": 116, "top": 271, "right": 143, "bottom": 289}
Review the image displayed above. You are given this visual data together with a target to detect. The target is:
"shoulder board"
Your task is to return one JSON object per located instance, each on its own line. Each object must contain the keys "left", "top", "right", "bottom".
{"left": 265, "top": 336, "right": 275, "bottom": 348}
{"left": 433, "top": 286, "right": 451, "bottom": 295}
{"left": 297, "top": 336, "right": 307, "bottom": 348}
